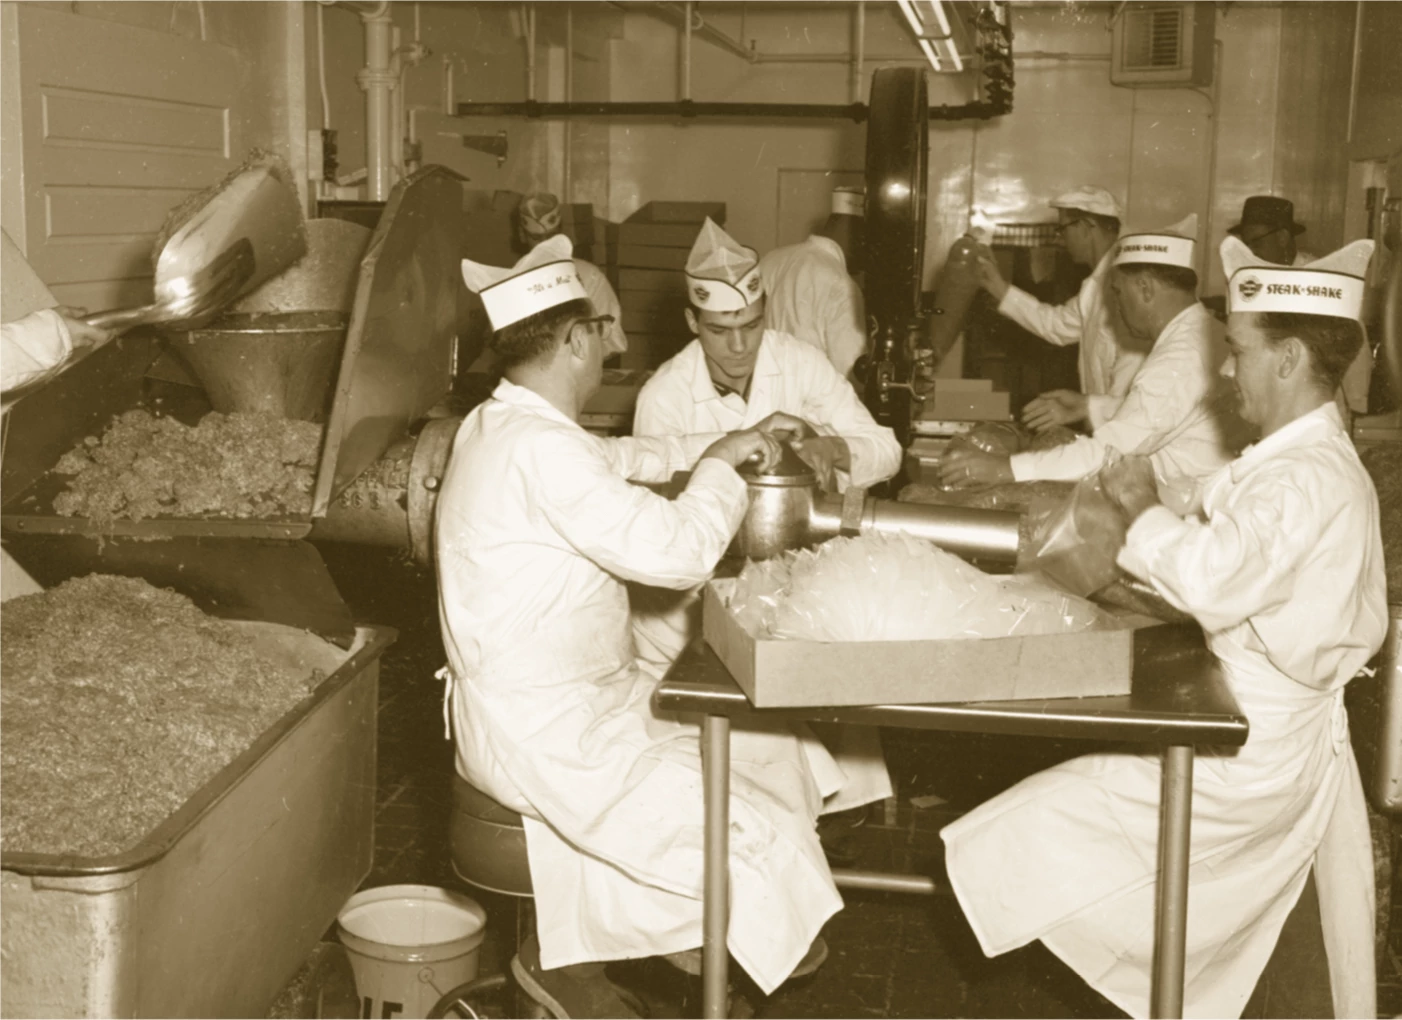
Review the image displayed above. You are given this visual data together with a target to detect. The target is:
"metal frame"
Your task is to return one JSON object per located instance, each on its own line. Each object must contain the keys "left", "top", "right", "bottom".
{"left": 656, "top": 634, "right": 1248, "bottom": 1019}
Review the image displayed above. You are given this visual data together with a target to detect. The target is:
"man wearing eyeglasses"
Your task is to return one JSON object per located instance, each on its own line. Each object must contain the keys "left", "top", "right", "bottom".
{"left": 1228, "top": 195, "right": 1374, "bottom": 418}
{"left": 972, "top": 186, "right": 1146, "bottom": 435}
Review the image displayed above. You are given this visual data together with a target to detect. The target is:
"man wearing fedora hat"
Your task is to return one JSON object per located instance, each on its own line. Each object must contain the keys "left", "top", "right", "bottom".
{"left": 1226, "top": 196, "right": 1314, "bottom": 268}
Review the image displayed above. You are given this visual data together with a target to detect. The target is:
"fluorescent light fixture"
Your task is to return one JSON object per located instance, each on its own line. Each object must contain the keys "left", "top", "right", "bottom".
{"left": 897, "top": 0, "right": 965, "bottom": 74}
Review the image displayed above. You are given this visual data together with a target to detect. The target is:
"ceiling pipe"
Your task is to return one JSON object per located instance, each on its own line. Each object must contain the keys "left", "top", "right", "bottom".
{"left": 648, "top": 1, "right": 755, "bottom": 62}
{"left": 851, "top": 2, "right": 865, "bottom": 104}
{"left": 525, "top": 3, "right": 537, "bottom": 102}
{"left": 320, "top": 0, "right": 397, "bottom": 201}
{"left": 681, "top": 0, "right": 694, "bottom": 101}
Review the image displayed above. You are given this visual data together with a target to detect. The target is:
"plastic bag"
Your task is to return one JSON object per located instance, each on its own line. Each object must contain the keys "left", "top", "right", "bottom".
{"left": 1020, "top": 473, "right": 1128, "bottom": 597}
{"left": 727, "top": 533, "right": 1112, "bottom": 643}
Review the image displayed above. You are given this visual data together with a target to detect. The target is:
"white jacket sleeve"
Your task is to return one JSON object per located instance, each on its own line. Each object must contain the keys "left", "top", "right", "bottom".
{"left": 796, "top": 346, "right": 902, "bottom": 489}
{"left": 1116, "top": 482, "right": 1309, "bottom": 635}
{"left": 601, "top": 434, "right": 716, "bottom": 483}
{"left": 535, "top": 431, "right": 746, "bottom": 590}
{"left": 632, "top": 374, "right": 725, "bottom": 464}
{"left": 1010, "top": 342, "right": 1208, "bottom": 484}
{"left": 824, "top": 278, "right": 868, "bottom": 379}
{"left": 2, "top": 309, "right": 73, "bottom": 399}
{"left": 997, "top": 285, "right": 1084, "bottom": 348}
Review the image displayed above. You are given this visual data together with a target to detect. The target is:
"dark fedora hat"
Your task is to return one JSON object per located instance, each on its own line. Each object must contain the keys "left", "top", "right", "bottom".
{"left": 1227, "top": 196, "right": 1306, "bottom": 238}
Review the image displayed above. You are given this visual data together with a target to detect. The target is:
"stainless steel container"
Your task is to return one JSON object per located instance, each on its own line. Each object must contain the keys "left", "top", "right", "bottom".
{"left": 0, "top": 624, "right": 395, "bottom": 1019}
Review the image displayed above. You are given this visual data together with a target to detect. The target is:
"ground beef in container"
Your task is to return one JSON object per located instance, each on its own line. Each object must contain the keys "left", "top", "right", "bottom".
{"left": 1, "top": 575, "right": 326, "bottom": 858}
{"left": 52, "top": 409, "right": 322, "bottom": 524}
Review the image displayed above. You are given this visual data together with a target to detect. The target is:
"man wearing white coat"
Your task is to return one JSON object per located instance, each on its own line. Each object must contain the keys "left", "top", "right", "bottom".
{"left": 440, "top": 235, "right": 840, "bottom": 1017}
{"left": 940, "top": 214, "right": 1247, "bottom": 515}
{"left": 631, "top": 218, "right": 902, "bottom": 821}
{"left": 758, "top": 186, "right": 868, "bottom": 378}
{"left": 941, "top": 236, "right": 1385, "bottom": 1018}
{"left": 974, "top": 185, "right": 1146, "bottom": 432}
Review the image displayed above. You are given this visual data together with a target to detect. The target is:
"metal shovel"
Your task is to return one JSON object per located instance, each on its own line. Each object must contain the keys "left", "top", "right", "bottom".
{"left": 84, "top": 161, "right": 307, "bottom": 335}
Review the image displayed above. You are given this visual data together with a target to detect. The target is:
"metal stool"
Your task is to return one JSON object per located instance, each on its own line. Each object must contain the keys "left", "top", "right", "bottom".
{"left": 430, "top": 776, "right": 540, "bottom": 1019}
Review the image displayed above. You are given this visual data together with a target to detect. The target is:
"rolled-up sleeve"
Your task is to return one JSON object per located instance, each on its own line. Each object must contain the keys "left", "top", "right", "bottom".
{"left": 2, "top": 309, "right": 73, "bottom": 398}
{"left": 998, "top": 286, "right": 1083, "bottom": 348}
{"left": 536, "top": 431, "right": 746, "bottom": 589}
{"left": 795, "top": 345, "right": 901, "bottom": 489}
{"left": 1116, "top": 482, "right": 1305, "bottom": 633}
{"left": 1011, "top": 343, "right": 1206, "bottom": 484}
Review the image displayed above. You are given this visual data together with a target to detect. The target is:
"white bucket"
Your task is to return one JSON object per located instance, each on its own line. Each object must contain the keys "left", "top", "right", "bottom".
{"left": 337, "top": 884, "right": 488, "bottom": 1020}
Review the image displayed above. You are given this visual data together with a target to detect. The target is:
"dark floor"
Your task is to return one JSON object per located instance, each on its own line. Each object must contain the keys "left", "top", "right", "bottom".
{"left": 317, "top": 543, "right": 1402, "bottom": 1019}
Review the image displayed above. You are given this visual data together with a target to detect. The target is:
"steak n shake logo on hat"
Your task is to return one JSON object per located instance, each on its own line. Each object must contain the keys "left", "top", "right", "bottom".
{"left": 1113, "top": 213, "right": 1197, "bottom": 269}
{"left": 461, "top": 234, "right": 589, "bottom": 332}
{"left": 685, "top": 218, "right": 763, "bottom": 312}
{"left": 1220, "top": 236, "right": 1374, "bottom": 320}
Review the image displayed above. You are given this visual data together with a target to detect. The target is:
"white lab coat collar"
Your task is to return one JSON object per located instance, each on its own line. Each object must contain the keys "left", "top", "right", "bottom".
{"left": 1229, "top": 401, "right": 1345, "bottom": 484}
{"left": 685, "top": 331, "right": 784, "bottom": 407}
{"left": 491, "top": 377, "right": 580, "bottom": 430}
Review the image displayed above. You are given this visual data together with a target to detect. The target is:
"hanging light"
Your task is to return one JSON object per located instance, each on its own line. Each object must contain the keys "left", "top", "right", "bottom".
{"left": 896, "top": 0, "right": 966, "bottom": 74}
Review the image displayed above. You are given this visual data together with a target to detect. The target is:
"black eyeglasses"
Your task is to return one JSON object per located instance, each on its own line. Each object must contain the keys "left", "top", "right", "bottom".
{"left": 572, "top": 314, "right": 616, "bottom": 332}
{"left": 1242, "top": 226, "right": 1288, "bottom": 246}
{"left": 1054, "top": 219, "right": 1090, "bottom": 235}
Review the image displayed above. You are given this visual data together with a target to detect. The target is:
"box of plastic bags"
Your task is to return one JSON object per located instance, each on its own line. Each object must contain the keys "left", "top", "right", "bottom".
{"left": 701, "top": 535, "right": 1163, "bottom": 708}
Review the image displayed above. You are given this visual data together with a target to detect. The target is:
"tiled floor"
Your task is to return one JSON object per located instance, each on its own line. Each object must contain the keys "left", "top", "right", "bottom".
{"left": 318, "top": 543, "right": 1402, "bottom": 1018}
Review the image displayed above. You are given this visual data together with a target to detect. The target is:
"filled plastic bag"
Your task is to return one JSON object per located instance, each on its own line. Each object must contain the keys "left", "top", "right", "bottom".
{"left": 1019, "top": 473, "right": 1128, "bottom": 597}
{"left": 727, "top": 532, "right": 1112, "bottom": 644}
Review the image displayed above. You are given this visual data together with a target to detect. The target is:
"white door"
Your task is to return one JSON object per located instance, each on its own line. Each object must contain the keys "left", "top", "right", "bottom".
{"left": 7, "top": 4, "right": 240, "bottom": 312}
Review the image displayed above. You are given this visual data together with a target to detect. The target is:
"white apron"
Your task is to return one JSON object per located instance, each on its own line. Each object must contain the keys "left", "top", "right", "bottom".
{"left": 630, "top": 332, "right": 903, "bottom": 813}
{"left": 437, "top": 382, "right": 842, "bottom": 994}
{"left": 943, "top": 403, "right": 1384, "bottom": 1019}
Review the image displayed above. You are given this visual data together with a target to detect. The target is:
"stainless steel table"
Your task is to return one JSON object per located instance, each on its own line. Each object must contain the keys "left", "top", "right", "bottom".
{"left": 653, "top": 623, "right": 1249, "bottom": 1019}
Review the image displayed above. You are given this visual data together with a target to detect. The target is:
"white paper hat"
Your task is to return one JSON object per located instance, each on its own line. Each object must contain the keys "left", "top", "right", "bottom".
{"left": 1222, "top": 236, "right": 1374, "bottom": 320}
{"left": 1050, "top": 185, "right": 1123, "bottom": 221}
{"left": 461, "top": 234, "right": 589, "bottom": 331}
{"left": 519, "top": 192, "right": 562, "bottom": 239}
{"left": 685, "top": 217, "right": 763, "bottom": 312}
{"left": 831, "top": 187, "right": 865, "bottom": 217}
{"left": 1114, "top": 213, "right": 1197, "bottom": 269}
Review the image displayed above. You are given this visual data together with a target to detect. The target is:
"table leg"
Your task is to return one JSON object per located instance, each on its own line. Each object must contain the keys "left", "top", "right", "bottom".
{"left": 1152, "top": 744, "right": 1195, "bottom": 1019}
{"left": 702, "top": 713, "right": 731, "bottom": 1020}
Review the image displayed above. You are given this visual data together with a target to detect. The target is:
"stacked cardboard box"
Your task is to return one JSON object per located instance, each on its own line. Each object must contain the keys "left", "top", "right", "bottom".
{"left": 613, "top": 202, "right": 725, "bottom": 369}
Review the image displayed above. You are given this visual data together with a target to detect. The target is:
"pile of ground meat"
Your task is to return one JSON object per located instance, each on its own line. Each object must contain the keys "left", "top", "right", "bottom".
{"left": 1, "top": 575, "right": 327, "bottom": 858}
{"left": 52, "top": 409, "right": 322, "bottom": 524}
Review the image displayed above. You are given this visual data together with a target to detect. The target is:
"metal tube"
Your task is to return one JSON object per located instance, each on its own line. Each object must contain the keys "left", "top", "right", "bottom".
{"left": 1151, "top": 745, "right": 1194, "bottom": 1019}
{"left": 525, "top": 4, "right": 536, "bottom": 103}
{"left": 702, "top": 713, "right": 731, "bottom": 1019}
{"left": 831, "top": 869, "right": 941, "bottom": 895}
{"left": 850, "top": 1, "right": 866, "bottom": 103}
{"left": 455, "top": 99, "right": 1006, "bottom": 121}
{"left": 651, "top": 1, "right": 754, "bottom": 62}
{"left": 681, "top": 0, "right": 693, "bottom": 101}
{"left": 859, "top": 498, "right": 1021, "bottom": 565}
{"left": 359, "top": 5, "right": 395, "bottom": 201}
{"left": 456, "top": 100, "right": 871, "bottom": 120}
{"left": 564, "top": 6, "right": 573, "bottom": 200}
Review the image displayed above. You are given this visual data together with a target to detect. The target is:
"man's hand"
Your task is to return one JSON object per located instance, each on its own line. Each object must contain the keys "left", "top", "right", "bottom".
{"left": 937, "top": 445, "right": 1013, "bottom": 489}
{"left": 1099, "top": 454, "right": 1160, "bottom": 522}
{"left": 753, "top": 411, "right": 817, "bottom": 443}
{"left": 700, "top": 429, "right": 784, "bottom": 473}
{"left": 54, "top": 306, "right": 115, "bottom": 351}
{"left": 973, "top": 246, "right": 1010, "bottom": 302}
{"left": 1022, "top": 390, "right": 1089, "bottom": 432}
{"left": 790, "top": 435, "right": 850, "bottom": 492}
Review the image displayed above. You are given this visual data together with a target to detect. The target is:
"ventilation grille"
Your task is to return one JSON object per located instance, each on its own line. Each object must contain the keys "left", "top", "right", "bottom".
{"left": 1122, "top": 6, "right": 1184, "bottom": 71}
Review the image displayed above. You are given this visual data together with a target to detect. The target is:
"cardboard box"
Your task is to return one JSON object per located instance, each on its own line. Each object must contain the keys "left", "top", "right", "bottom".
{"left": 628, "top": 201, "right": 726, "bottom": 225}
{"left": 615, "top": 244, "right": 691, "bottom": 271}
{"left": 918, "top": 379, "right": 1012, "bottom": 422}
{"left": 621, "top": 303, "right": 687, "bottom": 333}
{"left": 703, "top": 578, "right": 1156, "bottom": 708}
{"left": 614, "top": 222, "right": 705, "bottom": 248}
{"left": 619, "top": 268, "right": 685, "bottom": 292}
